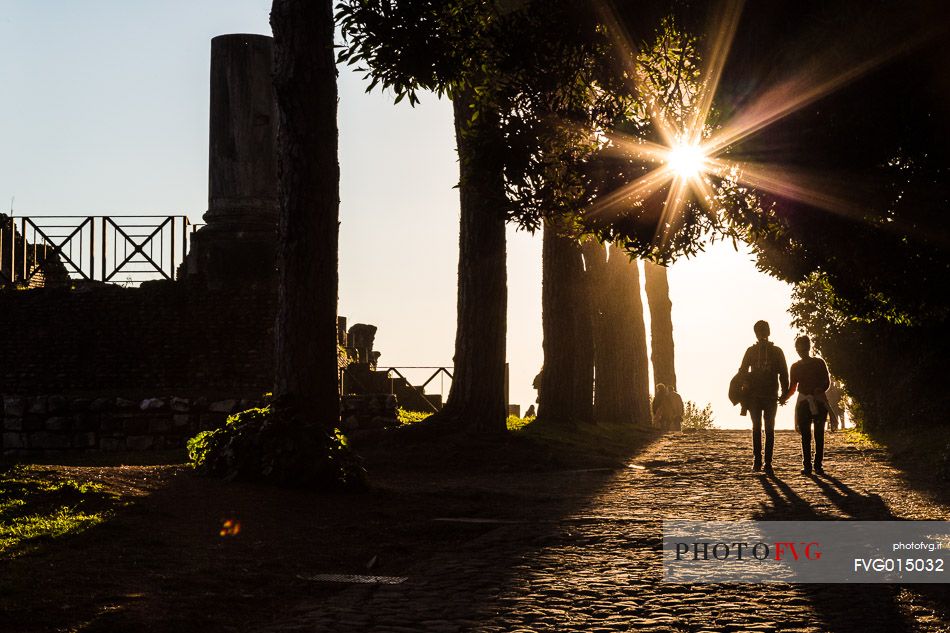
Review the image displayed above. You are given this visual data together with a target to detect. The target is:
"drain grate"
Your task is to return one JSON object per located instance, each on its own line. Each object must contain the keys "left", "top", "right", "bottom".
{"left": 298, "top": 574, "right": 408, "bottom": 584}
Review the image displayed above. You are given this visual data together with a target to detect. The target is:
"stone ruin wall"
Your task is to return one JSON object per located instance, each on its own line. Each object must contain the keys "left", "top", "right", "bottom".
{"left": 1, "top": 394, "right": 257, "bottom": 457}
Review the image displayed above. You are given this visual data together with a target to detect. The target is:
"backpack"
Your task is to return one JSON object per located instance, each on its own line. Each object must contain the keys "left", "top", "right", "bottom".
{"left": 745, "top": 341, "right": 780, "bottom": 391}
{"left": 728, "top": 371, "right": 748, "bottom": 406}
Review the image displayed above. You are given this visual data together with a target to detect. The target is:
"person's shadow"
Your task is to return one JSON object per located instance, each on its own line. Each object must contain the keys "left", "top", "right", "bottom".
{"left": 755, "top": 471, "right": 824, "bottom": 520}
{"left": 809, "top": 472, "right": 894, "bottom": 520}
{"left": 753, "top": 472, "right": 918, "bottom": 632}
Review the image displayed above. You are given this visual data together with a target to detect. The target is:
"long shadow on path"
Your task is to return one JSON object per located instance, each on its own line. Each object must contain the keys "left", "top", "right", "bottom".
{"left": 756, "top": 470, "right": 940, "bottom": 633}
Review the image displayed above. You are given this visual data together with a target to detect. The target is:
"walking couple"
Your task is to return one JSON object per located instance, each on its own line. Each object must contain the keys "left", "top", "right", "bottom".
{"left": 734, "top": 320, "right": 831, "bottom": 476}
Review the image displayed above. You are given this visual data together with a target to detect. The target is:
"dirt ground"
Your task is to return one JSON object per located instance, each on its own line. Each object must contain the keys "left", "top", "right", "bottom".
{"left": 1, "top": 428, "right": 949, "bottom": 633}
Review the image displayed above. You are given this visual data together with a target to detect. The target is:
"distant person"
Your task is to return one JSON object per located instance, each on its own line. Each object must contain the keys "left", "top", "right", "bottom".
{"left": 781, "top": 336, "right": 831, "bottom": 475}
{"left": 653, "top": 384, "right": 670, "bottom": 429}
{"left": 826, "top": 379, "right": 844, "bottom": 431}
{"left": 738, "top": 320, "right": 789, "bottom": 474}
{"left": 532, "top": 367, "right": 543, "bottom": 403}
{"left": 668, "top": 385, "right": 684, "bottom": 431}
{"left": 524, "top": 404, "right": 536, "bottom": 418}
{"left": 653, "top": 384, "right": 685, "bottom": 431}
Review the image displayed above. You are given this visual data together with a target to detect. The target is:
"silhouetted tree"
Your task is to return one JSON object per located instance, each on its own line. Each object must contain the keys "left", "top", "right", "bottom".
{"left": 583, "top": 242, "right": 651, "bottom": 425}
{"left": 443, "top": 88, "right": 509, "bottom": 432}
{"left": 611, "top": 250, "right": 652, "bottom": 427}
{"left": 644, "top": 261, "right": 676, "bottom": 390}
{"left": 271, "top": 0, "right": 340, "bottom": 418}
{"left": 538, "top": 223, "right": 593, "bottom": 425}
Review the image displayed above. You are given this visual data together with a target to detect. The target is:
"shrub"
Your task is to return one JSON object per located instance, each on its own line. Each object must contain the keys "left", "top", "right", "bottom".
{"left": 396, "top": 408, "right": 432, "bottom": 425}
{"left": 682, "top": 401, "right": 716, "bottom": 430}
{"left": 187, "top": 402, "right": 366, "bottom": 489}
{"left": 506, "top": 414, "right": 534, "bottom": 432}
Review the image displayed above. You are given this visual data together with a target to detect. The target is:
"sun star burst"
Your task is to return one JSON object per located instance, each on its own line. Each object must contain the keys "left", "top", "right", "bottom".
{"left": 588, "top": 0, "right": 919, "bottom": 249}
{"left": 666, "top": 143, "right": 707, "bottom": 180}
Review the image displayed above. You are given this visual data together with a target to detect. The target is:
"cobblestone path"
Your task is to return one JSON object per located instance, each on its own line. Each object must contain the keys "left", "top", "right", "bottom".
{"left": 264, "top": 430, "right": 950, "bottom": 633}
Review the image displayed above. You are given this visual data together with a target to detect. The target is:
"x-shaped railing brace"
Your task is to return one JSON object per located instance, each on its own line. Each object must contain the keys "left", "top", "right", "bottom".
{"left": 104, "top": 216, "right": 173, "bottom": 282}
{"left": 22, "top": 217, "right": 93, "bottom": 283}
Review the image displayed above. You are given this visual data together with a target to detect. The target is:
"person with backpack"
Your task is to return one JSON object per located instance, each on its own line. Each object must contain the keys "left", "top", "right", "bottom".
{"left": 781, "top": 336, "right": 831, "bottom": 475}
{"left": 738, "top": 320, "right": 789, "bottom": 474}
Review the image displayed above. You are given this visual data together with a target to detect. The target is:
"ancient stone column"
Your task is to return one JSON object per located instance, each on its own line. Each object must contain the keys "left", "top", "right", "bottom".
{"left": 187, "top": 33, "right": 278, "bottom": 285}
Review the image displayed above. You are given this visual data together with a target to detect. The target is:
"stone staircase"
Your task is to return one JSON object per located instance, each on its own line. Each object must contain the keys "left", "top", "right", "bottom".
{"left": 342, "top": 366, "right": 444, "bottom": 413}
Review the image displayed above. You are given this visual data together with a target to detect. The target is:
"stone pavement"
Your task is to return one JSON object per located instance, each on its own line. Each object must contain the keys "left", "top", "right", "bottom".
{"left": 263, "top": 430, "right": 950, "bottom": 633}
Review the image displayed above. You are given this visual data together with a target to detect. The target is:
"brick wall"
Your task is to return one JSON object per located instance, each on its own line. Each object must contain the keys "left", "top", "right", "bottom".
{"left": 0, "top": 280, "right": 275, "bottom": 399}
{"left": 0, "top": 280, "right": 405, "bottom": 454}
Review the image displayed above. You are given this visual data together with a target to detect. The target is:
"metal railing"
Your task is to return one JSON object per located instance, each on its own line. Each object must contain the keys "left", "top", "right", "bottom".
{"left": 0, "top": 215, "right": 203, "bottom": 287}
{"left": 382, "top": 366, "right": 453, "bottom": 413}
{"left": 340, "top": 364, "right": 454, "bottom": 413}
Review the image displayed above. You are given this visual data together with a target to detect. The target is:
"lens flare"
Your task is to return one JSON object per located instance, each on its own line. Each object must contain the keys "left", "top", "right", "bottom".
{"left": 666, "top": 144, "right": 706, "bottom": 179}
{"left": 219, "top": 519, "right": 241, "bottom": 537}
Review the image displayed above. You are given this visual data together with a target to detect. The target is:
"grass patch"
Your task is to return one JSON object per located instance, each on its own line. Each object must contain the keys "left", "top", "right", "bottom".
{"left": 841, "top": 427, "right": 883, "bottom": 450}
{"left": 0, "top": 466, "right": 117, "bottom": 556}
{"left": 8, "top": 449, "right": 188, "bottom": 467}
{"left": 0, "top": 509, "right": 105, "bottom": 552}
{"left": 397, "top": 410, "right": 537, "bottom": 432}
{"left": 844, "top": 423, "right": 950, "bottom": 491}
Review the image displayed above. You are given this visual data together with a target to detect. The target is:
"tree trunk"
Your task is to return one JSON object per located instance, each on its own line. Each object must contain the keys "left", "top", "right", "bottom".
{"left": 619, "top": 253, "right": 652, "bottom": 426}
{"left": 271, "top": 0, "right": 340, "bottom": 421}
{"left": 573, "top": 262, "right": 595, "bottom": 425}
{"left": 644, "top": 261, "right": 676, "bottom": 390}
{"left": 538, "top": 224, "right": 593, "bottom": 424}
{"left": 581, "top": 241, "right": 610, "bottom": 420}
{"left": 584, "top": 243, "right": 652, "bottom": 425}
{"left": 433, "top": 89, "right": 508, "bottom": 434}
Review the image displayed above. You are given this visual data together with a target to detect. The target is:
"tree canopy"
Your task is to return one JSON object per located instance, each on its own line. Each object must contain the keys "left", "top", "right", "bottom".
{"left": 717, "top": 0, "right": 950, "bottom": 327}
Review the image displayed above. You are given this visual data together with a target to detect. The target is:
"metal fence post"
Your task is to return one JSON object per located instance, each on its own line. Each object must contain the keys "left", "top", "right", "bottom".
{"left": 88, "top": 216, "right": 94, "bottom": 281}
{"left": 101, "top": 217, "right": 107, "bottom": 282}
{"left": 20, "top": 217, "right": 26, "bottom": 283}
{"left": 181, "top": 216, "right": 188, "bottom": 279}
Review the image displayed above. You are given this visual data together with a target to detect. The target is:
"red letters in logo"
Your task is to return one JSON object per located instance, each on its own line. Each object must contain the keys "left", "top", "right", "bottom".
{"left": 774, "top": 541, "right": 821, "bottom": 561}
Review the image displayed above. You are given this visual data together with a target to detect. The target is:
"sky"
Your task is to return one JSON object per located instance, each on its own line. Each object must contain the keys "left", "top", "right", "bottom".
{"left": 0, "top": 0, "right": 805, "bottom": 429}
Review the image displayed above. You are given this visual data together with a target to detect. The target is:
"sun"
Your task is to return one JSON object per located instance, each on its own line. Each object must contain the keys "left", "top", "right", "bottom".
{"left": 666, "top": 143, "right": 706, "bottom": 179}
